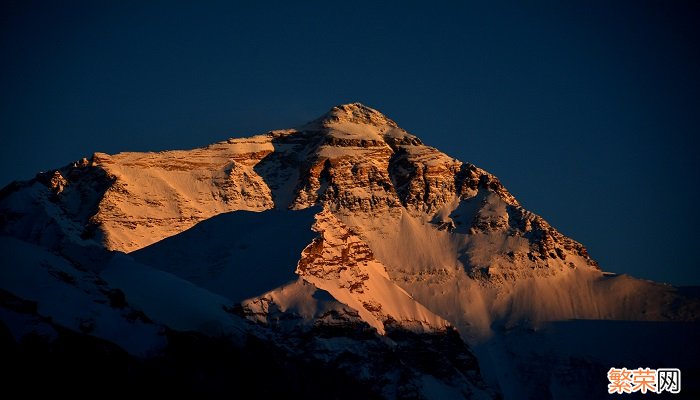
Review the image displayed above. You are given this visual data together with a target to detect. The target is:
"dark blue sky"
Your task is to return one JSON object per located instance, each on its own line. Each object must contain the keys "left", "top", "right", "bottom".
{"left": 1, "top": 1, "right": 698, "bottom": 285}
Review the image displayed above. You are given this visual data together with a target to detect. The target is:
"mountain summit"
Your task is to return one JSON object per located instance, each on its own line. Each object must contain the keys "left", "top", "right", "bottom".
{"left": 1, "top": 104, "right": 697, "bottom": 399}
{"left": 313, "top": 102, "right": 399, "bottom": 127}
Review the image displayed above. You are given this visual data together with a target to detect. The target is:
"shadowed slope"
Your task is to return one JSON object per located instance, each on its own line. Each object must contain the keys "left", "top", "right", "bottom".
{"left": 131, "top": 207, "right": 319, "bottom": 302}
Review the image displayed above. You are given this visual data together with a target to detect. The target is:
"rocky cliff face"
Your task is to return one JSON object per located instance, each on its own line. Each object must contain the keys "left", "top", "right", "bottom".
{"left": 1, "top": 103, "right": 697, "bottom": 399}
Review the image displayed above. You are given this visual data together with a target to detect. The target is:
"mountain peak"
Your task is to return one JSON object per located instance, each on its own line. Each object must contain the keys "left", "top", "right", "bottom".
{"left": 316, "top": 102, "right": 398, "bottom": 127}
{"left": 1, "top": 103, "right": 695, "bottom": 399}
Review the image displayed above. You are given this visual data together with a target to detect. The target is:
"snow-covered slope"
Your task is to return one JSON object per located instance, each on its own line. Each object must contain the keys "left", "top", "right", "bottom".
{"left": 0, "top": 103, "right": 697, "bottom": 399}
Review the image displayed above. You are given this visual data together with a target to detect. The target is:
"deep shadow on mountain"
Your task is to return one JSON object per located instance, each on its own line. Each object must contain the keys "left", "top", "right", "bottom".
{"left": 0, "top": 302, "right": 380, "bottom": 399}
{"left": 132, "top": 207, "right": 319, "bottom": 302}
{"left": 1, "top": 287, "right": 489, "bottom": 399}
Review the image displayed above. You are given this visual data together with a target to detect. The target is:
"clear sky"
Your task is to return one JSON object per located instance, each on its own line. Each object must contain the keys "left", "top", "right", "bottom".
{"left": 1, "top": 1, "right": 698, "bottom": 285}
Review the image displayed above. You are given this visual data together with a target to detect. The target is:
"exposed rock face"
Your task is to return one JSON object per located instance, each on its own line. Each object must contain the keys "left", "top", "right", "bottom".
{"left": 48, "top": 171, "right": 68, "bottom": 194}
{"left": 296, "top": 209, "right": 449, "bottom": 334}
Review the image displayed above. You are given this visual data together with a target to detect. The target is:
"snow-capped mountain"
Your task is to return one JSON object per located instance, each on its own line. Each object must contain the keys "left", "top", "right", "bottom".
{"left": 1, "top": 103, "right": 697, "bottom": 399}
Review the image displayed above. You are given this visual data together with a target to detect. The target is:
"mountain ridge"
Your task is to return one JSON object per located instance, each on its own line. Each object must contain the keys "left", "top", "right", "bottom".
{"left": 1, "top": 103, "right": 697, "bottom": 399}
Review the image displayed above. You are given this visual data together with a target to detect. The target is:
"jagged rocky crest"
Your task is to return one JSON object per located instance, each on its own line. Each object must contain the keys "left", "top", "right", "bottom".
{"left": 1, "top": 103, "right": 697, "bottom": 399}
